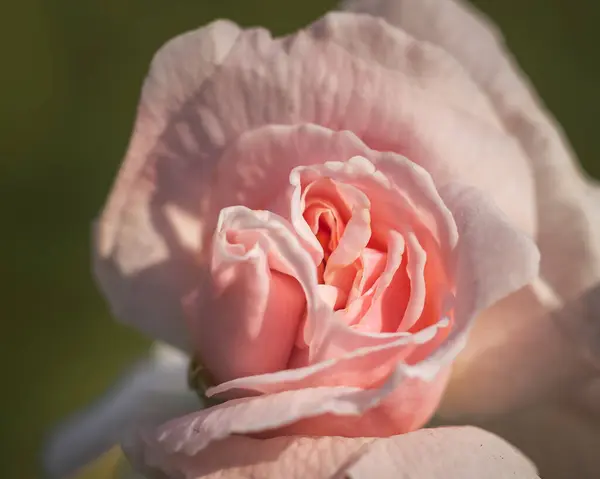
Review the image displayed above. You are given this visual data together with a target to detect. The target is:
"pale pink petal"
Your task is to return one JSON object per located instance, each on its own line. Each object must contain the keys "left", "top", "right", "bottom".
{"left": 343, "top": 246, "right": 391, "bottom": 331}
{"left": 133, "top": 427, "right": 538, "bottom": 479}
{"left": 355, "top": 248, "right": 387, "bottom": 295}
{"left": 317, "top": 284, "right": 347, "bottom": 310}
{"left": 349, "top": 231, "right": 409, "bottom": 333}
{"left": 288, "top": 154, "right": 457, "bottom": 279}
{"left": 322, "top": 189, "right": 370, "bottom": 274}
{"left": 399, "top": 230, "right": 427, "bottom": 331}
{"left": 437, "top": 279, "right": 579, "bottom": 418}
{"left": 156, "top": 385, "right": 397, "bottom": 456}
{"left": 312, "top": 10, "right": 502, "bottom": 128}
{"left": 437, "top": 282, "right": 600, "bottom": 477}
{"left": 295, "top": 178, "right": 374, "bottom": 297}
{"left": 94, "top": 21, "right": 242, "bottom": 350}
{"left": 345, "top": 427, "right": 538, "bottom": 479}
{"left": 440, "top": 184, "right": 539, "bottom": 323}
{"left": 391, "top": 183, "right": 539, "bottom": 413}
{"left": 135, "top": 365, "right": 453, "bottom": 470}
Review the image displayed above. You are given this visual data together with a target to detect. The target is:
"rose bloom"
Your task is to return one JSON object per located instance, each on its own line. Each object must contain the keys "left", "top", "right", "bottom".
{"left": 44, "top": 0, "right": 600, "bottom": 478}
{"left": 97, "top": 5, "right": 539, "bottom": 472}
{"left": 95, "top": 3, "right": 541, "bottom": 465}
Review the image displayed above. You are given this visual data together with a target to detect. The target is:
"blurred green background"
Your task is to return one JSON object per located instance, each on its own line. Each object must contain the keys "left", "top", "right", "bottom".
{"left": 1, "top": 0, "right": 598, "bottom": 477}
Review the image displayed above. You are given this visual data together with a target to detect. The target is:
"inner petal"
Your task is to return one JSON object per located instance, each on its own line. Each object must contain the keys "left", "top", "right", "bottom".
{"left": 302, "top": 178, "right": 351, "bottom": 258}
{"left": 345, "top": 232, "right": 409, "bottom": 333}
{"left": 305, "top": 205, "right": 342, "bottom": 261}
{"left": 300, "top": 177, "right": 375, "bottom": 311}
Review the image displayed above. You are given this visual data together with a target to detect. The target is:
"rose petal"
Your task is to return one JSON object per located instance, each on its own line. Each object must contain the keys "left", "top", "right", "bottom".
{"left": 400, "top": 230, "right": 427, "bottom": 331}
{"left": 313, "top": 10, "right": 503, "bottom": 128}
{"left": 440, "top": 183, "right": 539, "bottom": 321}
{"left": 134, "top": 427, "right": 538, "bottom": 479}
{"left": 201, "top": 17, "right": 535, "bottom": 235}
{"left": 439, "top": 279, "right": 600, "bottom": 422}
{"left": 187, "top": 206, "right": 321, "bottom": 382}
{"left": 94, "top": 20, "right": 242, "bottom": 350}
{"left": 346, "top": 426, "right": 538, "bottom": 479}
{"left": 141, "top": 364, "right": 453, "bottom": 462}
{"left": 205, "top": 317, "right": 446, "bottom": 398}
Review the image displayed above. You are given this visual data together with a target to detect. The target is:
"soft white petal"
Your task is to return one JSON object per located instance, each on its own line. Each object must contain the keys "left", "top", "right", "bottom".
{"left": 42, "top": 344, "right": 195, "bottom": 479}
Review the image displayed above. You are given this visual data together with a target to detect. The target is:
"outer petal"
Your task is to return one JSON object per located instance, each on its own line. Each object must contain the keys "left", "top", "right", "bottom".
{"left": 130, "top": 367, "right": 451, "bottom": 474}
{"left": 439, "top": 184, "right": 539, "bottom": 323}
{"left": 94, "top": 21, "right": 242, "bottom": 350}
{"left": 438, "top": 280, "right": 600, "bottom": 418}
{"left": 134, "top": 427, "right": 538, "bottom": 479}
{"left": 146, "top": 365, "right": 453, "bottom": 460}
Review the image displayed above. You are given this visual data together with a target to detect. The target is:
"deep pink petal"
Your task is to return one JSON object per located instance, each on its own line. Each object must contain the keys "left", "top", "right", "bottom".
{"left": 185, "top": 206, "right": 320, "bottom": 382}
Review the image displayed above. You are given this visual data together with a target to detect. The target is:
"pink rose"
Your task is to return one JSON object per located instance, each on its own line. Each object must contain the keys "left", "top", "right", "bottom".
{"left": 92, "top": 1, "right": 541, "bottom": 472}
{"left": 43, "top": 0, "right": 600, "bottom": 478}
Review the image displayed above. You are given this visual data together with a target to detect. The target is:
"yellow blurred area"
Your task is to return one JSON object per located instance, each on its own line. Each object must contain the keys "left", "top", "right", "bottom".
{"left": 74, "top": 448, "right": 124, "bottom": 479}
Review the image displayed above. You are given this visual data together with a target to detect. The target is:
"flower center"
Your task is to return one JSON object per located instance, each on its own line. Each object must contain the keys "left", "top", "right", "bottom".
{"left": 301, "top": 178, "right": 385, "bottom": 313}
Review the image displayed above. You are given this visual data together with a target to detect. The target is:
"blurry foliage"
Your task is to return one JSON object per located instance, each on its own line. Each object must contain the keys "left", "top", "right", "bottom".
{"left": 0, "top": 0, "right": 597, "bottom": 477}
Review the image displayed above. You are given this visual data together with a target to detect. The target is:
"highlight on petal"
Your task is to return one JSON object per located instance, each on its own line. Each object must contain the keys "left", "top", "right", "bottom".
{"left": 134, "top": 426, "right": 538, "bottom": 479}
